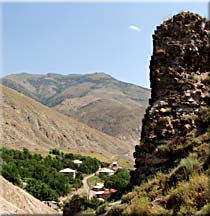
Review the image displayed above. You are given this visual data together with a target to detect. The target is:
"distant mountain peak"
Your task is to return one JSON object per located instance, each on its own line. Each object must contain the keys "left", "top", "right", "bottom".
{"left": 1, "top": 72, "right": 150, "bottom": 143}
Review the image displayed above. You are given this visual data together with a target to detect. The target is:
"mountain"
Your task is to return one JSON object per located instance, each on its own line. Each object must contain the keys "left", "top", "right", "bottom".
{"left": 1, "top": 73, "right": 150, "bottom": 143}
{"left": 0, "top": 176, "right": 58, "bottom": 214}
{"left": 110, "top": 12, "right": 210, "bottom": 215}
{"left": 0, "top": 85, "right": 134, "bottom": 161}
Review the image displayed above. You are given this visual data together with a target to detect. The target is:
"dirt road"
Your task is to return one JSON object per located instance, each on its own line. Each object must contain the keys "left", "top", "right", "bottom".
{"left": 72, "top": 173, "right": 96, "bottom": 198}
{"left": 59, "top": 173, "right": 96, "bottom": 204}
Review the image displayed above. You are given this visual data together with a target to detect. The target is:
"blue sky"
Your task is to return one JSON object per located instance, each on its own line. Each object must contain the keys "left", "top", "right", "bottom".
{"left": 2, "top": 2, "right": 209, "bottom": 88}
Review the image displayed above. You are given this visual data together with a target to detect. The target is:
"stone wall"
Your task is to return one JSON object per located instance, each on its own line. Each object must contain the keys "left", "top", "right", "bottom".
{"left": 131, "top": 12, "right": 210, "bottom": 186}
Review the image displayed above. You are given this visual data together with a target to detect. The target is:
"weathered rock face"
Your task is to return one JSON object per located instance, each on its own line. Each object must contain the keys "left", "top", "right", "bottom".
{"left": 131, "top": 12, "right": 210, "bottom": 186}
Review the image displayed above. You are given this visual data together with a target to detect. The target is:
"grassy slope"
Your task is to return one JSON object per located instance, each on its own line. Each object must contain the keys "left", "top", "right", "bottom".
{"left": 109, "top": 138, "right": 209, "bottom": 215}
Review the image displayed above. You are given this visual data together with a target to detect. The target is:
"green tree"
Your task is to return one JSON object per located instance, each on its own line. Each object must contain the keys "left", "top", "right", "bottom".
{"left": 103, "top": 169, "right": 130, "bottom": 196}
{"left": 2, "top": 161, "right": 21, "bottom": 186}
{"left": 78, "top": 157, "right": 100, "bottom": 174}
{"left": 22, "top": 148, "right": 31, "bottom": 160}
{"left": 49, "top": 148, "right": 60, "bottom": 155}
{"left": 26, "top": 178, "right": 58, "bottom": 201}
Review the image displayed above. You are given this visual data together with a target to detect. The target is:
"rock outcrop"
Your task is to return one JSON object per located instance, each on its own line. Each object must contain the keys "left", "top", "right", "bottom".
{"left": 131, "top": 12, "right": 210, "bottom": 186}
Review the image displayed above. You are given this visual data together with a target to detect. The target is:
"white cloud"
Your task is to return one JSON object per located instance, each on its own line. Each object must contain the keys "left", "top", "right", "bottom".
{"left": 129, "top": 25, "right": 141, "bottom": 32}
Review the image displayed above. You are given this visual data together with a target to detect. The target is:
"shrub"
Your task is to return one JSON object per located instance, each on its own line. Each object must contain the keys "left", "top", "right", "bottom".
{"left": 184, "top": 132, "right": 202, "bottom": 151}
{"left": 157, "top": 144, "right": 171, "bottom": 155}
{"left": 179, "top": 155, "right": 199, "bottom": 172}
{"left": 195, "top": 203, "right": 210, "bottom": 215}
{"left": 169, "top": 155, "right": 200, "bottom": 187}
{"left": 96, "top": 203, "right": 108, "bottom": 215}
{"left": 125, "top": 196, "right": 151, "bottom": 215}
{"left": 121, "top": 192, "right": 137, "bottom": 204}
{"left": 167, "top": 174, "right": 209, "bottom": 214}
{"left": 199, "top": 106, "right": 210, "bottom": 127}
{"left": 49, "top": 148, "right": 60, "bottom": 155}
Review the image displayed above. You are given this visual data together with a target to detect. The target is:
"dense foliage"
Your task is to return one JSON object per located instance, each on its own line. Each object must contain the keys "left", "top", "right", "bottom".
{"left": 101, "top": 169, "right": 130, "bottom": 199}
{"left": 63, "top": 194, "right": 101, "bottom": 216}
{"left": 1, "top": 148, "right": 101, "bottom": 201}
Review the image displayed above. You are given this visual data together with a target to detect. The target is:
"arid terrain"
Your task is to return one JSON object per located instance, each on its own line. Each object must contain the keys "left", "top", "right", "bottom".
{"left": 0, "top": 176, "right": 59, "bottom": 214}
{"left": 1, "top": 85, "right": 135, "bottom": 161}
{"left": 1, "top": 72, "right": 150, "bottom": 143}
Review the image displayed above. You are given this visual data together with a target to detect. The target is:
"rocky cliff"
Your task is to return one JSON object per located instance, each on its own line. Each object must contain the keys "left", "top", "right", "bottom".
{"left": 131, "top": 12, "right": 210, "bottom": 186}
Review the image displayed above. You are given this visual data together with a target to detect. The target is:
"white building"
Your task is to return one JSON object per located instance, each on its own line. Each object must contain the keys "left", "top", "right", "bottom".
{"left": 98, "top": 168, "right": 115, "bottom": 176}
{"left": 73, "top": 159, "right": 83, "bottom": 166}
{"left": 92, "top": 183, "right": 104, "bottom": 191}
{"left": 110, "top": 161, "right": 118, "bottom": 169}
{"left": 59, "top": 168, "right": 76, "bottom": 179}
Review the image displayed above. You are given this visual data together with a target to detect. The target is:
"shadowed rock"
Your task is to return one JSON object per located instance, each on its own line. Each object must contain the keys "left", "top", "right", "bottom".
{"left": 131, "top": 12, "right": 210, "bottom": 186}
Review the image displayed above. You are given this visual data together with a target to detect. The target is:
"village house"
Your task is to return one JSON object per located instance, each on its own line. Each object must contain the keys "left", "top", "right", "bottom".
{"left": 95, "top": 191, "right": 104, "bottom": 199}
{"left": 95, "top": 189, "right": 117, "bottom": 200}
{"left": 110, "top": 161, "right": 118, "bottom": 169}
{"left": 59, "top": 168, "right": 76, "bottom": 179}
{"left": 73, "top": 159, "right": 82, "bottom": 166}
{"left": 92, "top": 183, "right": 104, "bottom": 191}
{"left": 96, "top": 168, "right": 115, "bottom": 176}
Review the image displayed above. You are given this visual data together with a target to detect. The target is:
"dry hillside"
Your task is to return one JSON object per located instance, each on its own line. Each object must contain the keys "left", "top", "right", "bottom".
{"left": 1, "top": 73, "right": 150, "bottom": 143}
{"left": 1, "top": 85, "right": 134, "bottom": 161}
{"left": 0, "top": 176, "right": 58, "bottom": 214}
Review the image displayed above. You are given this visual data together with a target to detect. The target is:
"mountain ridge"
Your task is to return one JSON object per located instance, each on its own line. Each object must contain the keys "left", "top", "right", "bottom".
{"left": 1, "top": 72, "right": 150, "bottom": 143}
{"left": 1, "top": 72, "right": 149, "bottom": 106}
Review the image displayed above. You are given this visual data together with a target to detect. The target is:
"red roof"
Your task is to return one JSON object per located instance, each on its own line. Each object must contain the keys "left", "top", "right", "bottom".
{"left": 110, "top": 188, "right": 117, "bottom": 193}
{"left": 102, "top": 189, "right": 117, "bottom": 195}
